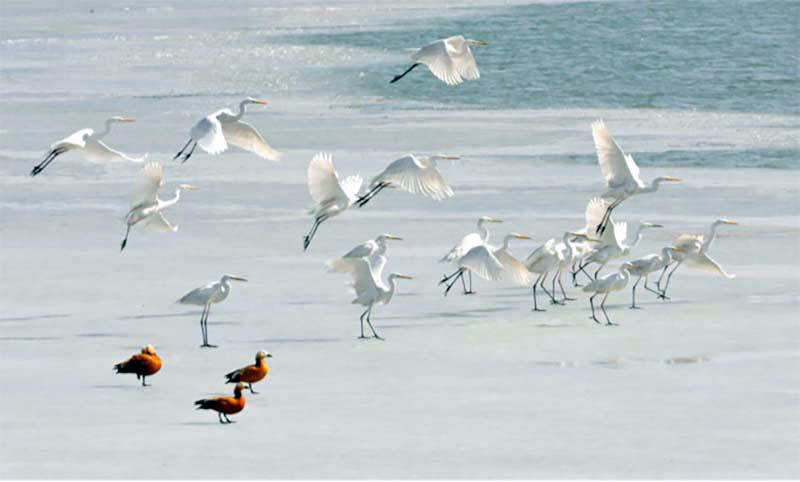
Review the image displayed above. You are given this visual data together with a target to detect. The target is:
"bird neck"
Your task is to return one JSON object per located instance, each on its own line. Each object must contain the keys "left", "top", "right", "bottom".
{"left": 501, "top": 235, "right": 514, "bottom": 251}
{"left": 641, "top": 177, "right": 667, "bottom": 194}
{"left": 385, "top": 275, "right": 400, "bottom": 303}
{"left": 159, "top": 188, "right": 182, "bottom": 210}
{"left": 704, "top": 222, "right": 722, "bottom": 252}
{"left": 234, "top": 100, "right": 249, "bottom": 121}
{"left": 478, "top": 223, "right": 490, "bottom": 243}
{"left": 375, "top": 238, "right": 388, "bottom": 255}
{"left": 234, "top": 388, "right": 243, "bottom": 399}
{"left": 96, "top": 119, "right": 114, "bottom": 139}
{"left": 562, "top": 233, "right": 574, "bottom": 259}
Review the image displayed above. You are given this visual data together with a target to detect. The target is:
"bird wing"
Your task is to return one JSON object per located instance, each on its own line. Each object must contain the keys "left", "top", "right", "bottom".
{"left": 332, "top": 257, "right": 381, "bottom": 304}
{"left": 130, "top": 162, "right": 163, "bottom": 208}
{"left": 582, "top": 197, "right": 612, "bottom": 238}
{"left": 190, "top": 112, "right": 228, "bottom": 155}
{"left": 50, "top": 128, "right": 92, "bottom": 150}
{"left": 340, "top": 174, "right": 364, "bottom": 202}
{"left": 441, "top": 232, "right": 483, "bottom": 263}
{"left": 494, "top": 248, "right": 534, "bottom": 286}
{"left": 307, "top": 152, "right": 349, "bottom": 205}
{"left": 177, "top": 282, "right": 219, "bottom": 305}
{"left": 412, "top": 39, "right": 463, "bottom": 86}
{"left": 674, "top": 233, "right": 703, "bottom": 250}
{"left": 448, "top": 40, "right": 480, "bottom": 80}
{"left": 685, "top": 252, "right": 735, "bottom": 278}
{"left": 459, "top": 245, "right": 504, "bottom": 281}
{"left": 218, "top": 116, "right": 281, "bottom": 161}
{"left": 611, "top": 220, "right": 628, "bottom": 247}
{"left": 591, "top": 120, "right": 641, "bottom": 190}
{"left": 523, "top": 238, "right": 556, "bottom": 267}
{"left": 84, "top": 138, "right": 145, "bottom": 163}
{"left": 372, "top": 155, "right": 454, "bottom": 201}
{"left": 143, "top": 212, "right": 177, "bottom": 233}
{"left": 342, "top": 240, "right": 376, "bottom": 259}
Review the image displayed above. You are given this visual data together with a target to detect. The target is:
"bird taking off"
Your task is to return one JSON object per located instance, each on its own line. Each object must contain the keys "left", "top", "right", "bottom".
{"left": 356, "top": 154, "right": 456, "bottom": 208}
{"left": 390, "top": 35, "right": 486, "bottom": 85}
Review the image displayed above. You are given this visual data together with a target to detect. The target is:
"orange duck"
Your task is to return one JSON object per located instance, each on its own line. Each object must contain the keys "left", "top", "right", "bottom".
{"left": 195, "top": 382, "right": 246, "bottom": 424}
{"left": 224, "top": 350, "right": 271, "bottom": 394}
{"left": 114, "top": 344, "right": 162, "bottom": 386}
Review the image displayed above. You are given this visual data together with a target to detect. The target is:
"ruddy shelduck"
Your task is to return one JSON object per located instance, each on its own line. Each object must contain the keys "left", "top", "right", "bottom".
{"left": 224, "top": 350, "right": 271, "bottom": 394}
{"left": 114, "top": 344, "right": 162, "bottom": 386}
{"left": 194, "top": 382, "right": 246, "bottom": 424}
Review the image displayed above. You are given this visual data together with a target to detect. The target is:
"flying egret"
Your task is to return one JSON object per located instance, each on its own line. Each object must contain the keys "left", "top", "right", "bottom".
{"left": 591, "top": 120, "right": 681, "bottom": 234}
{"left": 524, "top": 232, "right": 572, "bottom": 311}
{"left": 622, "top": 247, "right": 682, "bottom": 309}
{"left": 303, "top": 152, "right": 363, "bottom": 251}
{"left": 174, "top": 97, "right": 280, "bottom": 163}
{"left": 657, "top": 218, "right": 738, "bottom": 296}
{"left": 440, "top": 216, "right": 503, "bottom": 294}
{"left": 391, "top": 35, "right": 487, "bottom": 85}
{"left": 583, "top": 265, "right": 632, "bottom": 326}
{"left": 326, "top": 234, "right": 402, "bottom": 273}
{"left": 121, "top": 162, "right": 197, "bottom": 252}
{"left": 30, "top": 116, "right": 143, "bottom": 176}
{"left": 177, "top": 274, "right": 248, "bottom": 348}
{"left": 355, "top": 154, "right": 456, "bottom": 208}
{"left": 328, "top": 256, "right": 412, "bottom": 340}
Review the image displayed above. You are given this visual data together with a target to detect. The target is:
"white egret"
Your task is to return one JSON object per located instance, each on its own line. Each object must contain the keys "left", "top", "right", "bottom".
{"left": 174, "top": 98, "right": 280, "bottom": 163}
{"left": 121, "top": 162, "right": 197, "bottom": 252}
{"left": 657, "top": 218, "right": 738, "bottom": 296}
{"left": 583, "top": 265, "right": 632, "bottom": 326}
{"left": 356, "top": 154, "right": 456, "bottom": 208}
{"left": 591, "top": 120, "right": 681, "bottom": 234}
{"left": 622, "top": 247, "right": 682, "bottom": 309}
{"left": 440, "top": 216, "right": 503, "bottom": 294}
{"left": 439, "top": 244, "right": 503, "bottom": 297}
{"left": 525, "top": 232, "right": 576, "bottom": 311}
{"left": 177, "top": 274, "right": 248, "bottom": 348}
{"left": 553, "top": 233, "right": 597, "bottom": 301}
{"left": 328, "top": 256, "right": 412, "bottom": 340}
{"left": 303, "top": 152, "right": 363, "bottom": 251}
{"left": 31, "top": 116, "right": 143, "bottom": 176}
{"left": 390, "top": 35, "right": 487, "bottom": 85}
{"left": 326, "top": 234, "right": 403, "bottom": 273}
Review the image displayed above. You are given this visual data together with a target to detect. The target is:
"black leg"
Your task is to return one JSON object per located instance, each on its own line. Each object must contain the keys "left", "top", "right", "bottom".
{"left": 201, "top": 305, "right": 217, "bottom": 348}
{"left": 224, "top": 414, "right": 234, "bottom": 424}
{"left": 549, "top": 271, "right": 564, "bottom": 305}
{"left": 248, "top": 383, "right": 258, "bottom": 394}
{"left": 142, "top": 376, "right": 148, "bottom": 387}
{"left": 460, "top": 271, "right": 468, "bottom": 294}
{"left": 442, "top": 269, "right": 464, "bottom": 297}
{"left": 30, "top": 148, "right": 66, "bottom": 176}
{"left": 660, "top": 261, "right": 683, "bottom": 298}
{"left": 365, "top": 307, "right": 383, "bottom": 340}
{"left": 600, "top": 292, "right": 617, "bottom": 326}
{"left": 643, "top": 275, "right": 668, "bottom": 300}
{"left": 596, "top": 197, "right": 623, "bottom": 235}
{"left": 589, "top": 294, "right": 601, "bottom": 324}
{"left": 390, "top": 63, "right": 421, "bottom": 83}
{"left": 173, "top": 138, "right": 193, "bottom": 160}
{"left": 218, "top": 412, "right": 225, "bottom": 424}
{"left": 557, "top": 270, "right": 575, "bottom": 301}
{"left": 358, "top": 308, "right": 369, "bottom": 339}
{"left": 355, "top": 183, "right": 387, "bottom": 208}
{"left": 532, "top": 273, "right": 546, "bottom": 312}
{"left": 577, "top": 260, "right": 595, "bottom": 283}
{"left": 303, "top": 215, "right": 327, "bottom": 251}
{"left": 539, "top": 272, "right": 558, "bottom": 304}
{"left": 467, "top": 271, "right": 474, "bottom": 294}
{"left": 180, "top": 141, "right": 197, "bottom": 163}
{"left": 120, "top": 224, "right": 131, "bottom": 252}
{"left": 630, "top": 276, "right": 642, "bottom": 309}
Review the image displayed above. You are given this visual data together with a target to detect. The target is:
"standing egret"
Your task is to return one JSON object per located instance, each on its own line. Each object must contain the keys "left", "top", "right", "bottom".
{"left": 326, "top": 234, "right": 402, "bottom": 273}
{"left": 657, "top": 219, "right": 738, "bottom": 296}
{"left": 622, "top": 247, "right": 682, "bottom": 309}
{"left": 391, "top": 36, "right": 487, "bottom": 85}
{"left": 303, "top": 152, "right": 363, "bottom": 251}
{"left": 553, "top": 233, "right": 597, "bottom": 301}
{"left": 174, "top": 98, "right": 280, "bottom": 163}
{"left": 583, "top": 265, "right": 632, "bottom": 326}
{"left": 177, "top": 275, "right": 248, "bottom": 348}
{"left": 31, "top": 116, "right": 143, "bottom": 176}
{"left": 329, "top": 256, "right": 412, "bottom": 340}
{"left": 591, "top": 120, "right": 681, "bottom": 234}
{"left": 121, "top": 162, "right": 197, "bottom": 252}
{"left": 355, "top": 154, "right": 456, "bottom": 208}
{"left": 439, "top": 244, "right": 504, "bottom": 297}
{"left": 440, "top": 216, "right": 503, "bottom": 294}
{"left": 524, "top": 233, "right": 570, "bottom": 311}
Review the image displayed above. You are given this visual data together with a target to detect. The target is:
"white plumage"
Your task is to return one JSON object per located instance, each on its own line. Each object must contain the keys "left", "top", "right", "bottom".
{"left": 356, "top": 154, "right": 456, "bottom": 207}
{"left": 582, "top": 265, "right": 632, "bottom": 325}
{"left": 177, "top": 275, "right": 248, "bottom": 348}
{"left": 391, "top": 35, "right": 486, "bottom": 86}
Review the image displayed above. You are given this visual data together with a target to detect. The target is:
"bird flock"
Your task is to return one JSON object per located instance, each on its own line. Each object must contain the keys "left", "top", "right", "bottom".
{"left": 30, "top": 34, "right": 738, "bottom": 424}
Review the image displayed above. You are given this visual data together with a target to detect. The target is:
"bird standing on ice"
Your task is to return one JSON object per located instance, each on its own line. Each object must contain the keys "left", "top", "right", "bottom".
{"left": 121, "top": 162, "right": 197, "bottom": 252}
{"left": 177, "top": 274, "right": 248, "bottom": 348}
{"left": 303, "top": 152, "right": 363, "bottom": 251}
{"left": 355, "top": 154, "right": 456, "bottom": 208}
{"left": 391, "top": 35, "right": 487, "bottom": 85}
{"left": 31, "top": 116, "right": 144, "bottom": 176}
{"left": 622, "top": 246, "right": 682, "bottom": 309}
{"left": 114, "top": 344, "right": 162, "bottom": 387}
{"left": 440, "top": 216, "right": 503, "bottom": 294}
{"left": 174, "top": 97, "right": 280, "bottom": 163}
{"left": 582, "top": 265, "right": 632, "bottom": 326}
{"left": 224, "top": 351, "right": 272, "bottom": 394}
{"left": 195, "top": 382, "right": 246, "bottom": 424}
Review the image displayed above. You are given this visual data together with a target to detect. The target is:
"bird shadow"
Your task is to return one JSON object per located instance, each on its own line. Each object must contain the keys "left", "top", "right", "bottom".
{"left": 0, "top": 314, "right": 70, "bottom": 323}
{"left": 0, "top": 336, "right": 61, "bottom": 341}
{"left": 75, "top": 332, "right": 128, "bottom": 339}
{"left": 118, "top": 311, "right": 198, "bottom": 321}
{"left": 231, "top": 337, "right": 340, "bottom": 344}
{"left": 89, "top": 384, "right": 138, "bottom": 390}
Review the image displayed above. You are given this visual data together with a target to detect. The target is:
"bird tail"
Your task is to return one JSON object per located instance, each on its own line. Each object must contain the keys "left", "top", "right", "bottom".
{"left": 194, "top": 399, "right": 210, "bottom": 410}
{"left": 113, "top": 362, "right": 128, "bottom": 373}
{"left": 224, "top": 371, "right": 239, "bottom": 383}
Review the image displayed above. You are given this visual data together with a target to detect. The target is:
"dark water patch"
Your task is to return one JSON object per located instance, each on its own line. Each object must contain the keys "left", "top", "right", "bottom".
{"left": 534, "top": 148, "right": 800, "bottom": 170}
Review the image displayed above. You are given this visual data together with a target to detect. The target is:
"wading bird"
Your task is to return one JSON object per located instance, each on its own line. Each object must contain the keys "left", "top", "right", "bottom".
{"left": 583, "top": 265, "right": 632, "bottom": 326}
{"left": 224, "top": 351, "right": 271, "bottom": 394}
{"left": 391, "top": 35, "right": 486, "bottom": 85}
{"left": 174, "top": 98, "right": 280, "bottom": 163}
{"left": 195, "top": 382, "right": 246, "bottom": 424}
{"left": 657, "top": 219, "right": 738, "bottom": 296}
{"left": 440, "top": 216, "right": 503, "bottom": 294}
{"left": 328, "top": 256, "right": 412, "bottom": 340}
{"left": 440, "top": 233, "right": 531, "bottom": 296}
{"left": 113, "top": 344, "right": 162, "bottom": 387}
{"left": 591, "top": 120, "right": 681, "bottom": 234}
{"left": 31, "top": 116, "right": 143, "bottom": 176}
{"left": 356, "top": 154, "right": 456, "bottom": 208}
{"left": 121, "top": 162, "right": 197, "bottom": 252}
{"left": 525, "top": 232, "right": 574, "bottom": 311}
{"left": 177, "top": 274, "right": 248, "bottom": 348}
{"left": 622, "top": 247, "right": 682, "bottom": 309}
{"left": 303, "top": 152, "right": 363, "bottom": 251}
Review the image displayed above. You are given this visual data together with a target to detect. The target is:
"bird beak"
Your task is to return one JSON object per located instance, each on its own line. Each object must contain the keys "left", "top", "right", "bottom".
{"left": 266, "top": 353, "right": 273, "bottom": 358}
{"left": 672, "top": 247, "right": 687, "bottom": 253}
{"left": 397, "top": 274, "right": 413, "bottom": 280}
{"left": 725, "top": 220, "right": 739, "bottom": 225}
{"left": 178, "top": 184, "right": 199, "bottom": 191}
{"left": 489, "top": 218, "right": 503, "bottom": 224}
{"left": 253, "top": 99, "right": 269, "bottom": 106}
{"left": 120, "top": 117, "right": 136, "bottom": 122}
{"left": 438, "top": 155, "right": 460, "bottom": 160}
{"left": 665, "top": 176, "right": 682, "bottom": 182}
{"left": 650, "top": 224, "right": 664, "bottom": 228}
{"left": 386, "top": 235, "right": 403, "bottom": 241}
{"left": 474, "top": 40, "right": 488, "bottom": 46}
{"left": 514, "top": 234, "right": 531, "bottom": 240}
{"left": 230, "top": 276, "right": 248, "bottom": 282}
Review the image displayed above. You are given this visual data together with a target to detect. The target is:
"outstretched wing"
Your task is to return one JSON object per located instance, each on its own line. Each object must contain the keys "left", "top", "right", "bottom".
{"left": 524, "top": 238, "right": 556, "bottom": 268}
{"left": 329, "top": 257, "right": 381, "bottom": 304}
{"left": 582, "top": 197, "right": 611, "bottom": 239}
{"left": 218, "top": 116, "right": 280, "bottom": 161}
{"left": 592, "top": 120, "right": 642, "bottom": 190}
{"left": 412, "top": 39, "right": 463, "bottom": 86}
{"left": 307, "top": 153, "right": 348, "bottom": 205}
{"left": 459, "top": 245, "right": 503, "bottom": 281}
{"left": 611, "top": 220, "right": 628, "bottom": 247}
{"left": 85, "top": 139, "right": 146, "bottom": 163}
{"left": 50, "top": 128, "right": 92, "bottom": 150}
{"left": 190, "top": 112, "right": 228, "bottom": 155}
{"left": 130, "top": 162, "right": 163, "bottom": 208}
{"left": 441, "top": 232, "right": 483, "bottom": 263}
{"left": 448, "top": 39, "right": 480, "bottom": 80}
{"left": 143, "top": 212, "right": 177, "bottom": 233}
{"left": 685, "top": 252, "right": 735, "bottom": 278}
{"left": 340, "top": 174, "right": 363, "bottom": 201}
{"left": 494, "top": 248, "right": 534, "bottom": 286}
{"left": 372, "top": 155, "right": 454, "bottom": 201}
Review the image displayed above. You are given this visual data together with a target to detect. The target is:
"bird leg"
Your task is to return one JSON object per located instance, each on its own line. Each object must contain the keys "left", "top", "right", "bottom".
{"left": 179, "top": 141, "right": 198, "bottom": 163}
{"left": 539, "top": 272, "right": 558, "bottom": 305}
{"left": 570, "top": 262, "right": 584, "bottom": 287}
{"left": 557, "top": 270, "right": 575, "bottom": 301}
{"left": 589, "top": 294, "right": 601, "bottom": 324}
{"left": 577, "top": 260, "right": 596, "bottom": 282}
{"left": 355, "top": 182, "right": 388, "bottom": 208}
{"left": 200, "top": 305, "right": 217, "bottom": 348}
{"left": 173, "top": 138, "right": 192, "bottom": 160}
{"left": 142, "top": 376, "right": 149, "bottom": 387}
{"left": 593, "top": 262, "right": 607, "bottom": 280}
{"left": 30, "top": 147, "right": 67, "bottom": 176}
{"left": 358, "top": 308, "right": 369, "bottom": 339}
{"left": 460, "top": 271, "right": 469, "bottom": 294}
{"left": 630, "top": 276, "right": 642, "bottom": 309}
{"left": 643, "top": 275, "right": 667, "bottom": 299}
{"left": 218, "top": 412, "right": 226, "bottom": 424}
{"left": 390, "top": 63, "right": 421, "bottom": 84}
{"left": 532, "top": 273, "right": 546, "bottom": 312}
{"left": 659, "top": 261, "right": 683, "bottom": 298}
{"left": 248, "top": 383, "right": 258, "bottom": 394}
{"left": 600, "top": 292, "right": 617, "bottom": 326}
{"left": 120, "top": 224, "right": 132, "bottom": 252}
{"left": 223, "top": 414, "right": 234, "bottom": 424}
{"left": 549, "top": 271, "right": 565, "bottom": 305}
{"left": 441, "top": 269, "right": 464, "bottom": 297}
{"left": 465, "top": 271, "right": 475, "bottom": 295}
{"left": 365, "top": 307, "right": 383, "bottom": 340}
{"left": 303, "top": 215, "right": 328, "bottom": 251}
{"left": 596, "top": 197, "right": 624, "bottom": 235}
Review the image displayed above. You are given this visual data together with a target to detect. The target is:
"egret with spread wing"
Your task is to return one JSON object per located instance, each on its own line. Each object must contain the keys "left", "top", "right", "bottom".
{"left": 303, "top": 152, "right": 363, "bottom": 251}
{"left": 31, "top": 116, "right": 143, "bottom": 176}
{"left": 439, "top": 244, "right": 504, "bottom": 297}
{"left": 391, "top": 35, "right": 486, "bottom": 85}
{"left": 174, "top": 98, "right": 280, "bottom": 163}
{"left": 591, "top": 120, "right": 681, "bottom": 234}
{"left": 178, "top": 275, "right": 248, "bottom": 348}
{"left": 326, "top": 234, "right": 402, "bottom": 272}
{"left": 121, "top": 162, "right": 197, "bottom": 252}
{"left": 440, "top": 217, "right": 503, "bottom": 294}
{"left": 356, "top": 154, "right": 456, "bottom": 208}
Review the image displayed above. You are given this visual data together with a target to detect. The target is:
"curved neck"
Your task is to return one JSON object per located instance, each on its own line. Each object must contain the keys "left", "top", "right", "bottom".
{"left": 375, "top": 238, "right": 388, "bottom": 255}
{"left": 159, "top": 188, "right": 182, "bottom": 209}
{"left": 501, "top": 235, "right": 514, "bottom": 250}
{"left": 385, "top": 276, "right": 399, "bottom": 303}
{"left": 627, "top": 227, "right": 645, "bottom": 249}
{"left": 96, "top": 119, "right": 115, "bottom": 139}
{"left": 478, "top": 221, "right": 490, "bottom": 243}
{"left": 704, "top": 222, "right": 722, "bottom": 251}
{"left": 233, "top": 100, "right": 249, "bottom": 121}
{"left": 641, "top": 177, "right": 667, "bottom": 194}
{"left": 562, "top": 232, "right": 574, "bottom": 258}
